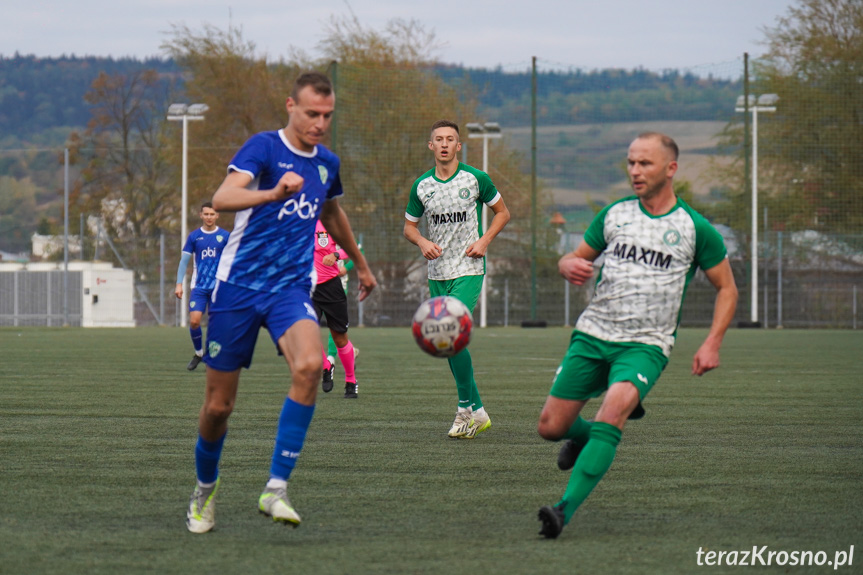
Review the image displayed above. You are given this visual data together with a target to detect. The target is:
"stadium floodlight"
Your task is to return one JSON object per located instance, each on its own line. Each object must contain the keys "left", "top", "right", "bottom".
{"left": 167, "top": 103, "right": 188, "bottom": 116}
{"left": 467, "top": 122, "right": 503, "bottom": 329}
{"left": 187, "top": 104, "right": 210, "bottom": 116}
{"left": 735, "top": 94, "right": 778, "bottom": 326}
{"left": 167, "top": 102, "right": 208, "bottom": 327}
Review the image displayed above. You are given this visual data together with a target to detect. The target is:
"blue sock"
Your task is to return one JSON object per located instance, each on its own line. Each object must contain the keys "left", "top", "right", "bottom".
{"left": 269, "top": 398, "right": 315, "bottom": 481}
{"left": 190, "top": 327, "right": 203, "bottom": 354}
{"left": 195, "top": 432, "right": 226, "bottom": 484}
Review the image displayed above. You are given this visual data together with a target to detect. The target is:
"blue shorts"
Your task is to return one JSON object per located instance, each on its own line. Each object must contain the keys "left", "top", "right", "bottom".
{"left": 204, "top": 280, "right": 318, "bottom": 372}
{"left": 188, "top": 287, "right": 212, "bottom": 314}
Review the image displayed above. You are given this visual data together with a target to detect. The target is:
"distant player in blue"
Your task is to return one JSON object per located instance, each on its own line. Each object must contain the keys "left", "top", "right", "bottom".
{"left": 185, "top": 71, "right": 377, "bottom": 534}
{"left": 175, "top": 202, "right": 227, "bottom": 371}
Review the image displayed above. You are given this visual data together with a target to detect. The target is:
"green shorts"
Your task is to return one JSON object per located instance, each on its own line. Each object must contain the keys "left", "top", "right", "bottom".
{"left": 550, "top": 331, "right": 668, "bottom": 404}
{"left": 428, "top": 275, "right": 483, "bottom": 312}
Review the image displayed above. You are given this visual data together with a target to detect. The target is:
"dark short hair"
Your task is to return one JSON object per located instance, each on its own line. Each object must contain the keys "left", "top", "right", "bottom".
{"left": 430, "top": 119, "right": 460, "bottom": 139}
{"left": 636, "top": 132, "right": 679, "bottom": 161}
{"left": 200, "top": 201, "right": 213, "bottom": 210}
{"left": 291, "top": 71, "right": 333, "bottom": 101}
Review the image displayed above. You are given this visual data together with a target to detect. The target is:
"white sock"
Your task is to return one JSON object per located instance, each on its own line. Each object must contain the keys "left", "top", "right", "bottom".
{"left": 266, "top": 478, "right": 288, "bottom": 490}
{"left": 474, "top": 407, "right": 487, "bottom": 417}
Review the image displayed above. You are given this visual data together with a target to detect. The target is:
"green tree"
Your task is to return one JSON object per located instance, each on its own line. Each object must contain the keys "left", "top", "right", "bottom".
{"left": 162, "top": 18, "right": 541, "bottom": 321}
{"left": 756, "top": 0, "right": 863, "bottom": 232}
{"left": 314, "top": 16, "right": 465, "bottom": 310}
{"left": 68, "top": 69, "right": 176, "bottom": 276}
{"left": 315, "top": 16, "right": 538, "bottom": 316}
{"left": 0, "top": 176, "right": 39, "bottom": 252}
{"left": 162, "top": 23, "right": 296, "bottom": 222}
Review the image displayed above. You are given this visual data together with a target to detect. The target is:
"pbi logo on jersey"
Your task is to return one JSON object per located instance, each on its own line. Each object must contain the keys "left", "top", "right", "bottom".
{"left": 459, "top": 188, "right": 470, "bottom": 200}
{"left": 278, "top": 192, "right": 320, "bottom": 221}
{"left": 317, "top": 231, "right": 329, "bottom": 247}
{"left": 318, "top": 165, "right": 329, "bottom": 185}
{"left": 201, "top": 247, "right": 218, "bottom": 259}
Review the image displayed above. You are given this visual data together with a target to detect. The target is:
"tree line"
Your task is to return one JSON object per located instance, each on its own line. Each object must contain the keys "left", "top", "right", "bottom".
{"left": 0, "top": 54, "right": 740, "bottom": 144}
{"left": 1, "top": 0, "right": 861, "bottom": 267}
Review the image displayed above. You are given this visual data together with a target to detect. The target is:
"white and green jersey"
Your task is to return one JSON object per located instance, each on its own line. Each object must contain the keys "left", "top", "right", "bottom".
{"left": 405, "top": 163, "right": 501, "bottom": 280}
{"left": 576, "top": 196, "right": 727, "bottom": 357}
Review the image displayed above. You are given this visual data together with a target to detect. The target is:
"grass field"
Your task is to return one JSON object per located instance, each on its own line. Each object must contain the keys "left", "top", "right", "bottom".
{"left": 1, "top": 326, "right": 861, "bottom": 574}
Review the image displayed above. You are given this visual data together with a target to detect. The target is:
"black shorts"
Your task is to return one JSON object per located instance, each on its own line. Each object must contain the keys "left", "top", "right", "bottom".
{"left": 312, "top": 276, "right": 349, "bottom": 333}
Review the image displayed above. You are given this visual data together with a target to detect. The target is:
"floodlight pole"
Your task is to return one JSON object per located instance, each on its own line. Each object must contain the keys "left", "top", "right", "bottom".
{"left": 466, "top": 122, "right": 502, "bottom": 328}
{"left": 736, "top": 94, "right": 777, "bottom": 326}
{"left": 168, "top": 104, "right": 207, "bottom": 327}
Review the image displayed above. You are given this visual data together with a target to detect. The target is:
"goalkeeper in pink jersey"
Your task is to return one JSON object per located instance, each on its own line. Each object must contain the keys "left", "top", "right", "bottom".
{"left": 312, "top": 220, "right": 359, "bottom": 398}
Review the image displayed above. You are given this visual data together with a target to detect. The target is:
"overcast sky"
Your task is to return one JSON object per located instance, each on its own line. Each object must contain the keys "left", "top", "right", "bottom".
{"left": 2, "top": 0, "right": 795, "bottom": 71}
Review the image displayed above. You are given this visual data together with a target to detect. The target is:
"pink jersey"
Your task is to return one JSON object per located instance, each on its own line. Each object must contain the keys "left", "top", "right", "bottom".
{"left": 313, "top": 220, "right": 348, "bottom": 284}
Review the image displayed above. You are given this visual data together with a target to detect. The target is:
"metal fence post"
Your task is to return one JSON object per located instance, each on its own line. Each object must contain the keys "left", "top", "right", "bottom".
{"left": 776, "top": 231, "right": 783, "bottom": 328}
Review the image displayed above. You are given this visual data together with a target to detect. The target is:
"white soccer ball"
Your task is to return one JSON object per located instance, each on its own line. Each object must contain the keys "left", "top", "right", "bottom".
{"left": 411, "top": 295, "right": 473, "bottom": 358}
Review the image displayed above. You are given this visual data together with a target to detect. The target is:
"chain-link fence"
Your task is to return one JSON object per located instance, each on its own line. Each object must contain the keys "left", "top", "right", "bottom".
{"left": 2, "top": 57, "right": 861, "bottom": 328}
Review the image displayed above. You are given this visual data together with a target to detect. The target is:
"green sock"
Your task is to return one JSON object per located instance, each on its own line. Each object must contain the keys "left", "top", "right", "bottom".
{"left": 448, "top": 347, "right": 479, "bottom": 410}
{"left": 327, "top": 334, "right": 337, "bottom": 359}
{"left": 563, "top": 416, "right": 592, "bottom": 442}
{"left": 559, "top": 421, "right": 622, "bottom": 523}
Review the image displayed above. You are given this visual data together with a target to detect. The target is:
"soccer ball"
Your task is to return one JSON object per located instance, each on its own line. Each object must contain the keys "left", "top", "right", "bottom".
{"left": 411, "top": 296, "right": 473, "bottom": 358}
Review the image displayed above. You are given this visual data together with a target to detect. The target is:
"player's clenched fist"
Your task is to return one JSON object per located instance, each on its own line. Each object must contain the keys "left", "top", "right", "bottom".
{"left": 274, "top": 171, "right": 304, "bottom": 199}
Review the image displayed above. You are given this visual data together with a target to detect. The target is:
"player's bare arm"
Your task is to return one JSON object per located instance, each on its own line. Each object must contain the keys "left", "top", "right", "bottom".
{"left": 321, "top": 253, "right": 338, "bottom": 267}
{"left": 465, "top": 197, "right": 511, "bottom": 258}
{"left": 320, "top": 200, "right": 377, "bottom": 301}
{"left": 692, "top": 258, "right": 738, "bottom": 376}
{"left": 558, "top": 241, "right": 600, "bottom": 286}
{"left": 403, "top": 219, "right": 443, "bottom": 260}
{"left": 212, "top": 171, "right": 305, "bottom": 213}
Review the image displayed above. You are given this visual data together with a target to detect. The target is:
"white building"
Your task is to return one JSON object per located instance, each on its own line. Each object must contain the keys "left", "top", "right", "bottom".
{"left": 0, "top": 261, "right": 134, "bottom": 327}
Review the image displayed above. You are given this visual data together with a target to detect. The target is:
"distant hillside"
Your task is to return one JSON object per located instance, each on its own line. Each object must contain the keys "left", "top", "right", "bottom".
{"left": 434, "top": 65, "right": 741, "bottom": 126}
{"left": 506, "top": 120, "right": 730, "bottom": 209}
{"left": 0, "top": 55, "right": 178, "bottom": 143}
{"left": 0, "top": 55, "right": 740, "bottom": 143}
{"left": 0, "top": 56, "right": 740, "bottom": 252}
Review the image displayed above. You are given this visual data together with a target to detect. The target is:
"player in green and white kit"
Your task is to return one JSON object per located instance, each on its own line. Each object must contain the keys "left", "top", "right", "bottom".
{"left": 536, "top": 132, "right": 738, "bottom": 538}
{"left": 404, "top": 119, "right": 511, "bottom": 439}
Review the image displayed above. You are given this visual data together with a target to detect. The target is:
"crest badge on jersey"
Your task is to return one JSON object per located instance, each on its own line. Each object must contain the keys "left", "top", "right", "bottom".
{"left": 317, "top": 231, "right": 329, "bottom": 248}
{"left": 459, "top": 188, "right": 470, "bottom": 200}
{"left": 663, "top": 229, "right": 681, "bottom": 246}
{"left": 318, "top": 165, "right": 329, "bottom": 185}
{"left": 217, "top": 235, "right": 224, "bottom": 243}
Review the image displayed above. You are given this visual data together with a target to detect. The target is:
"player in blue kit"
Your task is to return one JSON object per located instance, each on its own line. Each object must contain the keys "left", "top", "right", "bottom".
{"left": 175, "top": 202, "right": 227, "bottom": 371}
{"left": 185, "top": 71, "right": 377, "bottom": 534}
